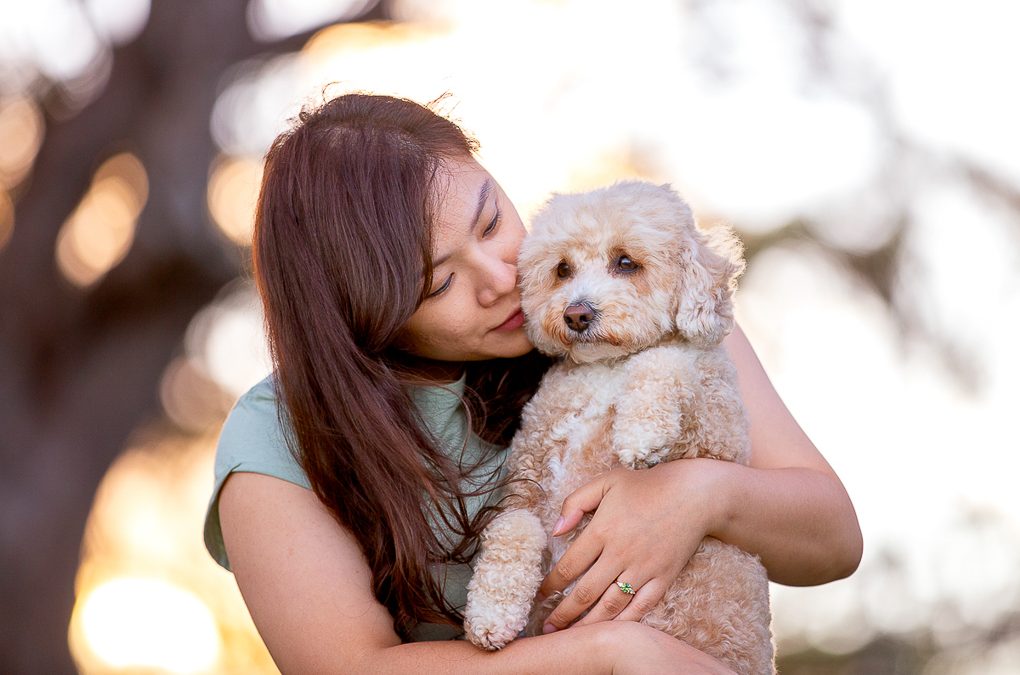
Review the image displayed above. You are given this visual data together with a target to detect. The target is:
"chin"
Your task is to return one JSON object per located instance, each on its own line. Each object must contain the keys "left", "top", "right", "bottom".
{"left": 488, "top": 331, "right": 534, "bottom": 360}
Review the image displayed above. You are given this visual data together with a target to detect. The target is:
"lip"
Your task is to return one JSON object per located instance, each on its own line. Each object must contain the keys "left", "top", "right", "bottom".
{"left": 493, "top": 308, "right": 525, "bottom": 332}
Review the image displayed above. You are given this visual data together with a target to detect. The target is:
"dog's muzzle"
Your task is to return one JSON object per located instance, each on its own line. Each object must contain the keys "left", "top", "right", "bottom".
{"left": 563, "top": 301, "right": 595, "bottom": 333}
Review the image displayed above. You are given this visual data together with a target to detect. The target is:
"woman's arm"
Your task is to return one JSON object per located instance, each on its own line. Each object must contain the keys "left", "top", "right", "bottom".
{"left": 710, "top": 323, "right": 863, "bottom": 584}
{"left": 538, "top": 323, "right": 862, "bottom": 630}
{"left": 218, "top": 472, "right": 734, "bottom": 674}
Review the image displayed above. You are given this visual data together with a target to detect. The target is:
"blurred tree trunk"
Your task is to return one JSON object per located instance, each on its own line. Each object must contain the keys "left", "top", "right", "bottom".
{"left": 0, "top": 1, "right": 381, "bottom": 671}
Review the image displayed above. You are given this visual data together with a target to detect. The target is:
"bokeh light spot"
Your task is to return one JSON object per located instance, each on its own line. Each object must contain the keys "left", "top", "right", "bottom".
{"left": 0, "top": 190, "right": 13, "bottom": 251}
{"left": 207, "top": 155, "right": 262, "bottom": 246}
{"left": 160, "top": 355, "right": 235, "bottom": 432}
{"left": 55, "top": 152, "right": 147, "bottom": 287}
{"left": 0, "top": 96, "right": 45, "bottom": 188}
{"left": 83, "top": 0, "right": 150, "bottom": 44}
{"left": 185, "top": 280, "right": 272, "bottom": 398}
{"left": 74, "top": 577, "right": 219, "bottom": 673}
{"left": 247, "top": 0, "right": 376, "bottom": 41}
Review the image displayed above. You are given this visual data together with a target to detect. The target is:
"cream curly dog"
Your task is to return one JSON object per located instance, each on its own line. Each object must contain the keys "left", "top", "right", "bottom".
{"left": 463, "top": 181, "right": 774, "bottom": 673}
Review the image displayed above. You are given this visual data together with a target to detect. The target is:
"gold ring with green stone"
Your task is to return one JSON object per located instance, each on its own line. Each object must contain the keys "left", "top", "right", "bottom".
{"left": 616, "top": 581, "right": 636, "bottom": 595}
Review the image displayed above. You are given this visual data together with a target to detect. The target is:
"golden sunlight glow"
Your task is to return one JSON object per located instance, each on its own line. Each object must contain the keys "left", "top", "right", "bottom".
{"left": 70, "top": 433, "right": 277, "bottom": 673}
{"left": 286, "top": 3, "right": 690, "bottom": 220}
{"left": 297, "top": 21, "right": 453, "bottom": 114}
{"left": 301, "top": 20, "right": 430, "bottom": 64}
{"left": 0, "top": 96, "right": 44, "bottom": 188}
{"left": 207, "top": 155, "right": 262, "bottom": 245}
{"left": 0, "top": 190, "right": 13, "bottom": 251}
{"left": 74, "top": 577, "right": 219, "bottom": 673}
{"left": 55, "top": 152, "right": 147, "bottom": 287}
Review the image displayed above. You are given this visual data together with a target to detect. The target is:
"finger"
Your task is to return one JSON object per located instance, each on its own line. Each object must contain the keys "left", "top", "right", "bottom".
{"left": 551, "top": 507, "right": 585, "bottom": 537}
{"left": 551, "top": 473, "right": 616, "bottom": 536}
{"left": 574, "top": 570, "right": 647, "bottom": 626}
{"left": 542, "top": 559, "right": 620, "bottom": 633}
{"left": 613, "top": 577, "right": 667, "bottom": 623}
{"left": 538, "top": 529, "right": 605, "bottom": 598}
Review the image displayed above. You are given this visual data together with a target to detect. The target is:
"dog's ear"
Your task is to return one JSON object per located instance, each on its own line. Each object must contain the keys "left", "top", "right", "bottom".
{"left": 673, "top": 222, "right": 745, "bottom": 347}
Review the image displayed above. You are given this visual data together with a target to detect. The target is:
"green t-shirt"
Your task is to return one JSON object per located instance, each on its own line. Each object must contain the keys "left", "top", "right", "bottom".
{"left": 202, "top": 372, "right": 509, "bottom": 642}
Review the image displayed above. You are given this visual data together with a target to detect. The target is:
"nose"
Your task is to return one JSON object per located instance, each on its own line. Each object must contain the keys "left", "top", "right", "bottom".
{"left": 563, "top": 302, "right": 594, "bottom": 333}
{"left": 477, "top": 258, "right": 518, "bottom": 307}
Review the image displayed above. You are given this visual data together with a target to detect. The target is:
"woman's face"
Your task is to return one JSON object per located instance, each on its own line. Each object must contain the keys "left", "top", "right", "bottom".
{"left": 398, "top": 157, "right": 533, "bottom": 364}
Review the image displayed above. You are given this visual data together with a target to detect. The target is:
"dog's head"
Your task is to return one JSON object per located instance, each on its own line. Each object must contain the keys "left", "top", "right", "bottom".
{"left": 518, "top": 181, "right": 744, "bottom": 363}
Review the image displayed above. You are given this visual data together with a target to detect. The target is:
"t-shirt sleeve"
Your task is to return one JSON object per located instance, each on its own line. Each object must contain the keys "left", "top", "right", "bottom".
{"left": 203, "top": 376, "right": 311, "bottom": 571}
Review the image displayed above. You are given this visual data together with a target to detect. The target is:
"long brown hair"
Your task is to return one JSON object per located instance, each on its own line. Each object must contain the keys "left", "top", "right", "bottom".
{"left": 252, "top": 93, "right": 548, "bottom": 638}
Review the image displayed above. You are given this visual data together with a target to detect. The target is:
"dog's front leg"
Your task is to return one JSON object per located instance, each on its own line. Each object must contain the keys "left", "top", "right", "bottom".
{"left": 612, "top": 350, "right": 692, "bottom": 468}
{"left": 464, "top": 508, "right": 547, "bottom": 650}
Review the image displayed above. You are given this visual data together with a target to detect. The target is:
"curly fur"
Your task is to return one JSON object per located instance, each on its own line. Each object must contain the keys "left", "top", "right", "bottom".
{"left": 463, "top": 181, "right": 774, "bottom": 673}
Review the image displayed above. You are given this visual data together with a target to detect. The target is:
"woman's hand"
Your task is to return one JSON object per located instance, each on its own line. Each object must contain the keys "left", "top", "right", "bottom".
{"left": 538, "top": 458, "right": 725, "bottom": 632}
{"left": 600, "top": 622, "right": 737, "bottom": 675}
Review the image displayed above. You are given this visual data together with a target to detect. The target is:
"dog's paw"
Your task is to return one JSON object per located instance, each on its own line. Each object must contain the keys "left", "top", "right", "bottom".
{"left": 616, "top": 445, "right": 642, "bottom": 468}
{"left": 464, "top": 591, "right": 532, "bottom": 650}
{"left": 616, "top": 444, "right": 669, "bottom": 469}
{"left": 463, "top": 509, "right": 546, "bottom": 649}
{"left": 463, "top": 583, "right": 532, "bottom": 650}
{"left": 464, "top": 616, "right": 520, "bottom": 651}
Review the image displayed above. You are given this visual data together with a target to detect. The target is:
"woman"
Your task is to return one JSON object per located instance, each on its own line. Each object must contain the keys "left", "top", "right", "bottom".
{"left": 203, "top": 93, "right": 862, "bottom": 673}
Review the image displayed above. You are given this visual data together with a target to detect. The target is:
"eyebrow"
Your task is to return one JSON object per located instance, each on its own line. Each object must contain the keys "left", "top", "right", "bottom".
{"left": 432, "top": 178, "right": 492, "bottom": 267}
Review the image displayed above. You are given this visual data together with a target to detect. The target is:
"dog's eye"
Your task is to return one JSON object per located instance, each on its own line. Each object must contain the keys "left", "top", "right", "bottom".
{"left": 616, "top": 255, "right": 639, "bottom": 273}
{"left": 556, "top": 261, "right": 571, "bottom": 279}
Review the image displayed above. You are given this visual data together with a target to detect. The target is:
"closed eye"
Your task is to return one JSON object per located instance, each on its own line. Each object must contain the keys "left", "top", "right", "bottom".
{"left": 426, "top": 273, "right": 454, "bottom": 298}
{"left": 482, "top": 204, "right": 502, "bottom": 237}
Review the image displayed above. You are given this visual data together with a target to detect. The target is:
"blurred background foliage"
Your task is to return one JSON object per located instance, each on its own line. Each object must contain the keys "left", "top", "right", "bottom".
{"left": 1, "top": 0, "right": 1018, "bottom": 673}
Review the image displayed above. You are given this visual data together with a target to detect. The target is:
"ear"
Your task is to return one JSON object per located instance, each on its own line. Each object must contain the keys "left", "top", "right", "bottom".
{"left": 674, "top": 225, "right": 745, "bottom": 346}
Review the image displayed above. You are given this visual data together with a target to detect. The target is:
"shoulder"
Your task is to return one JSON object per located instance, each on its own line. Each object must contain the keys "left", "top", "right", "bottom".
{"left": 215, "top": 375, "right": 298, "bottom": 466}
{"left": 219, "top": 375, "right": 281, "bottom": 442}
{"left": 204, "top": 374, "right": 311, "bottom": 569}
{"left": 215, "top": 373, "right": 309, "bottom": 485}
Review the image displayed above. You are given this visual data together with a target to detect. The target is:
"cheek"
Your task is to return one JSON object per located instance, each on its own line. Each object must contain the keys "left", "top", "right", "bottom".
{"left": 520, "top": 279, "right": 574, "bottom": 352}
{"left": 509, "top": 220, "right": 527, "bottom": 254}
{"left": 401, "top": 295, "right": 485, "bottom": 357}
{"left": 596, "top": 276, "right": 675, "bottom": 341}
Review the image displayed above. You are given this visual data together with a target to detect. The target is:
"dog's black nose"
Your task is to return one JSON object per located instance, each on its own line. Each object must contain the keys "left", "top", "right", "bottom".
{"left": 563, "top": 302, "right": 594, "bottom": 332}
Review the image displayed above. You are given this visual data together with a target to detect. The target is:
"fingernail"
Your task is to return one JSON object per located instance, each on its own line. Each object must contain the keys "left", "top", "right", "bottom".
{"left": 543, "top": 622, "right": 557, "bottom": 634}
{"left": 552, "top": 516, "right": 565, "bottom": 536}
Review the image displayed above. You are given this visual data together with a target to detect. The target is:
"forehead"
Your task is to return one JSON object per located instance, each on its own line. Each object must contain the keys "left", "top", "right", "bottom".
{"left": 434, "top": 157, "right": 489, "bottom": 234}
{"left": 541, "top": 204, "right": 670, "bottom": 256}
{"left": 519, "top": 189, "right": 684, "bottom": 274}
